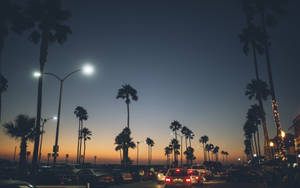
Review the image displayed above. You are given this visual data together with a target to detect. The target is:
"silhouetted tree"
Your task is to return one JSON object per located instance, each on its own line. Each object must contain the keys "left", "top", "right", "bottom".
{"left": 170, "top": 121, "right": 182, "bottom": 166}
{"left": 26, "top": 0, "right": 72, "bottom": 169}
{"left": 146, "top": 137, "right": 154, "bottom": 166}
{"left": 74, "top": 106, "right": 88, "bottom": 163}
{"left": 164, "top": 145, "right": 172, "bottom": 168}
{"left": 114, "top": 127, "right": 136, "bottom": 168}
{"left": 184, "top": 146, "right": 196, "bottom": 167}
{"left": 3, "top": 115, "right": 35, "bottom": 174}
{"left": 205, "top": 144, "right": 214, "bottom": 161}
{"left": 116, "top": 84, "right": 138, "bottom": 128}
{"left": 171, "top": 138, "right": 180, "bottom": 167}
{"left": 81, "top": 127, "right": 92, "bottom": 164}
{"left": 212, "top": 146, "right": 219, "bottom": 162}
{"left": 199, "top": 135, "right": 209, "bottom": 161}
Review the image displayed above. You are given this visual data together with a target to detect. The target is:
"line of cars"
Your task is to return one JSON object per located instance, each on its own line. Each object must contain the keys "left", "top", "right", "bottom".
{"left": 156, "top": 167, "right": 213, "bottom": 187}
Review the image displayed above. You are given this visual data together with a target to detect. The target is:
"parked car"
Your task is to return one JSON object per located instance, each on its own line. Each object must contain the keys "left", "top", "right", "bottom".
{"left": 156, "top": 170, "right": 167, "bottom": 184}
{"left": 187, "top": 169, "right": 203, "bottom": 184}
{"left": 164, "top": 168, "right": 192, "bottom": 187}
{"left": 0, "top": 179, "right": 35, "bottom": 188}
{"left": 36, "top": 166, "right": 79, "bottom": 185}
{"left": 77, "top": 169, "right": 115, "bottom": 187}
{"left": 111, "top": 169, "right": 133, "bottom": 183}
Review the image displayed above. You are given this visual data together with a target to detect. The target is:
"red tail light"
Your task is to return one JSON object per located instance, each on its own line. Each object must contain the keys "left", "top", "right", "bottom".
{"left": 176, "top": 168, "right": 181, "bottom": 172}
{"left": 188, "top": 170, "right": 193, "bottom": 174}
{"left": 165, "top": 177, "right": 172, "bottom": 183}
{"left": 185, "top": 177, "right": 191, "bottom": 183}
{"left": 195, "top": 176, "right": 199, "bottom": 180}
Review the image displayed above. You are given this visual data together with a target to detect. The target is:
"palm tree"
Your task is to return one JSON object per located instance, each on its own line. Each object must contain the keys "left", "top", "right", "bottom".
{"left": 199, "top": 135, "right": 209, "bottom": 161}
{"left": 181, "top": 126, "right": 189, "bottom": 150}
{"left": 114, "top": 127, "right": 136, "bottom": 168}
{"left": 146, "top": 137, "right": 154, "bottom": 166}
{"left": 81, "top": 127, "right": 92, "bottom": 164}
{"left": 116, "top": 84, "right": 138, "bottom": 128}
{"left": 245, "top": 79, "right": 271, "bottom": 157}
{"left": 224, "top": 152, "right": 229, "bottom": 162}
{"left": 47, "top": 153, "right": 51, "bottom": 165}
{"left": 251, "top": 0, "right": 287, "bottom": 137}
{"left": 212, "top": 146, "right": 219, "bottom": 162}
{"left": 221, "top": 151, "right": 225, "bottom": 162}
{"left": 240, "top": 1, "right": 272, "bottom": 159}
{"left": 205, "top": 144, "right": 214, "bottom": 161}
{"left": 187, "top": 129, "right": 194, "bottom": 147}
{"left": 74, "top": 106, "right": 88, "bottom": 164}
{"left": 169, "top": 120, "right": 182, "bottom": 166}
{"left": 184, "top": 146, "right": 196, "bottom": 167}
{"left": 65, "top": 154, "right": 69, "bottom": 163}
{"left": 164, "top": 146, "right": 172, "bottom": 168}
{"left": 26, "top": 0, "right": 72, "bottom": 169}
{"left": 2, "top": 114, "right": 35, "bottom": 173}
{"left": 171, "top": 138, "right": 180, "bottom": 167}
{"left": 247, "top": 104, "right": 262, "bottom": 157}
{"left": 244, "top": 120, "right": 258, "bottom": 156}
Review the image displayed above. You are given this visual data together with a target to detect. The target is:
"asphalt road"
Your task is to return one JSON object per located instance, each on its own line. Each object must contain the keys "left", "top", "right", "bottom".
{"left": 108, "top": 179, "right": 266, "bottom": 188}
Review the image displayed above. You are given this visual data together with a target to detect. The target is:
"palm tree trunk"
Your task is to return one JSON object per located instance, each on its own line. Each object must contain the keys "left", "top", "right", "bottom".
{"left": 253, "top": 134, "right": 258, "bottom": 156}
{"left": 83, "top": 139, "right": 86, "bottom": 164}
{"left": 126, "top": 101, "right": 130, "bottom": 128}
{"left": 32, "top": 31, "right": 49, "bottom": 172}
{"left": 207, "top": 151, "right": 210, "bottom": 161}
{"left": 261, "top": 13, "right": 282, "bottom": 136}
{"left": 148, "top": 145, "right": 150, "bottom": 166}
{"left": 202, "top": 144, "right": 206, "bottom": 161}
{"left": 76, "top": 120, "right": 80, "bottom": 163}
{"left": 79, "top": 120, "right": 83, "bottom": 163}
{"left": 256, "top": 126, "right": 261, "bottom": 157}
{"left": 20, "top": 138, "right": 27, "bottom": 169}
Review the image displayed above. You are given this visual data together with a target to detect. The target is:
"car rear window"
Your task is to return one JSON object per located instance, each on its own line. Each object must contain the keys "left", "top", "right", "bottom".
{"left": 168, "top": 169, "right": 188, "bottom": 176}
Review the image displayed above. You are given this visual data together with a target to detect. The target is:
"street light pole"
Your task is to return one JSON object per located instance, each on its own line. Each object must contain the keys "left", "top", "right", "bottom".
{"left": 53, "top": 79, "right": 64, "bottom": 165}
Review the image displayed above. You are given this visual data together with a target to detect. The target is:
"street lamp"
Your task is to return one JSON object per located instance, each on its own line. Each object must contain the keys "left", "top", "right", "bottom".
{"left": 34, "top": 64, "right": 94, "bottom": 166}
{"left": 281, "top": 130, "right": 285, "bottom": 138}
{"left": 39, "top": 116, "right": 57, "bottom": 163}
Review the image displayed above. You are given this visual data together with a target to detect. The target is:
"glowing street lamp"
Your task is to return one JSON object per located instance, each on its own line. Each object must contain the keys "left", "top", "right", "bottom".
{"left": 269, "top": 141, "right": 274, "bottom": 147}
{"left": 33, "top": 64, "right": 94, "bottom": 166}
{"left": 281, "top": 130, "right": 285, "bottom": 138}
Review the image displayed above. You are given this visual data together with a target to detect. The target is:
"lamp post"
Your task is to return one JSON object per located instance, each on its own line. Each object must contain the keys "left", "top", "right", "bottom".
{"left": 34, "top": 64, "right": 94, "bottom": 166}
{"left": 39, "top": 116, "right": 57, "bottom": 163}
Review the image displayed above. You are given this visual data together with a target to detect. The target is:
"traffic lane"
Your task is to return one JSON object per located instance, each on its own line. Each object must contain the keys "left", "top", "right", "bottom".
{"left": 108, "top": 180, "right": 266, "bottom": 188}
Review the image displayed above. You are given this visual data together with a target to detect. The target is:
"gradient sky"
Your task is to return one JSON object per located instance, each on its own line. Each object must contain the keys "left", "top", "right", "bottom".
{"left": 1, "top": 0, "right": 300, "bottom": 164}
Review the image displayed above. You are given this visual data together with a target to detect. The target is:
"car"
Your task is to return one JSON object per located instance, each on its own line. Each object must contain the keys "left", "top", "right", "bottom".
{"left": 36, "top": 166, "right": 79, "bottom": 185}
{"left": 0, "top": 179, "right": 36, "bottom": 188}
{"left": 191, "top": 165, "right": 211, "bottom": 181}
{"left": 164, "top": 168, "right": 192, "bottom": 187}
{"left": 77, "top": 169, "right": 115, "bottom": 187}
{"left": 157, "top": 170, "right": 167, "bottom": 183}
{"left": 187, "top": 169, "right": 203, "bottom": 184}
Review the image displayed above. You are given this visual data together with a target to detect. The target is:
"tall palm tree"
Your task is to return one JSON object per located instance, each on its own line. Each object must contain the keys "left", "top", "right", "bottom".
{"left": 81, "top": 127, "right": 92, "bottom": 164}
{"left": 116, "top": 84, "right": 138, "bottom": 128}
{"left": 247, "top": 104, "right": 262, "bottom": 157}
{"left": 26, "top": 0, "right": 72, "bottom": 169}
{"left": 114, "top": 127, "right": 136, "bottom": 168}
{"left": 200, "top": 136, "right": 209, "bottom": 161}
{"left": 74, "top": 106, "right": 88, "bottom": 163}
{"left": 164, "top": 146, "right": 172, "bottom": 168}
{"left": 240, "top": 3, "right": 272, "bottom": 158}
{"left": 244, "top": 120, "right": 258, "bottom": 156}
{"left": 171, "top": 138, "right": 180, "bottom": 167}
{"left": 245, "top": 79, "right": 271, "bottom": 157}
{"left": 184, "top": 146, "right": 196, "bottom": 167}
{"left": 2, "top": 115, "right": 35, "bottom": 173}
{"left": 170, "top": 120, "right": 182, "bottom": 166}
{"left": 170, "top": 120, "right": 182, "bottom": 140}
{"left": 181, "top": 126, "right": 189, "bottom": 150}
{"left": 212, "top": 146, "right": 219, "bottom": 162}
{"left": 146, "top": 137, "right": 154, "bottom": 166}
{"left": 187, "top": 129, "right": 194, "bottom": 148}
{"left": 205, "top": 144, "right": 214, "bottom": 161}
{"left": 221, "top": 151, "right": 225, "bottom": 162}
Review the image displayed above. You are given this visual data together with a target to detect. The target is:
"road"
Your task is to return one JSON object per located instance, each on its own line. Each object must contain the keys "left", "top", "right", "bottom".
{"left": 108, "top": 179, "right": 266, "bottom": 188}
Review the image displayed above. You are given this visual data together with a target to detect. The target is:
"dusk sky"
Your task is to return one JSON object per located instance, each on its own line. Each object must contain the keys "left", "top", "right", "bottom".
{"left": 1, "top": 0, "right": 300, "bottom": 164}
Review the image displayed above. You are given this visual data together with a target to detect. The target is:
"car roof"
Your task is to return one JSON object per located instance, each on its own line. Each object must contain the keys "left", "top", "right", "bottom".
{"left": 0, "top": 179, "right": 32, "bottom": 185}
